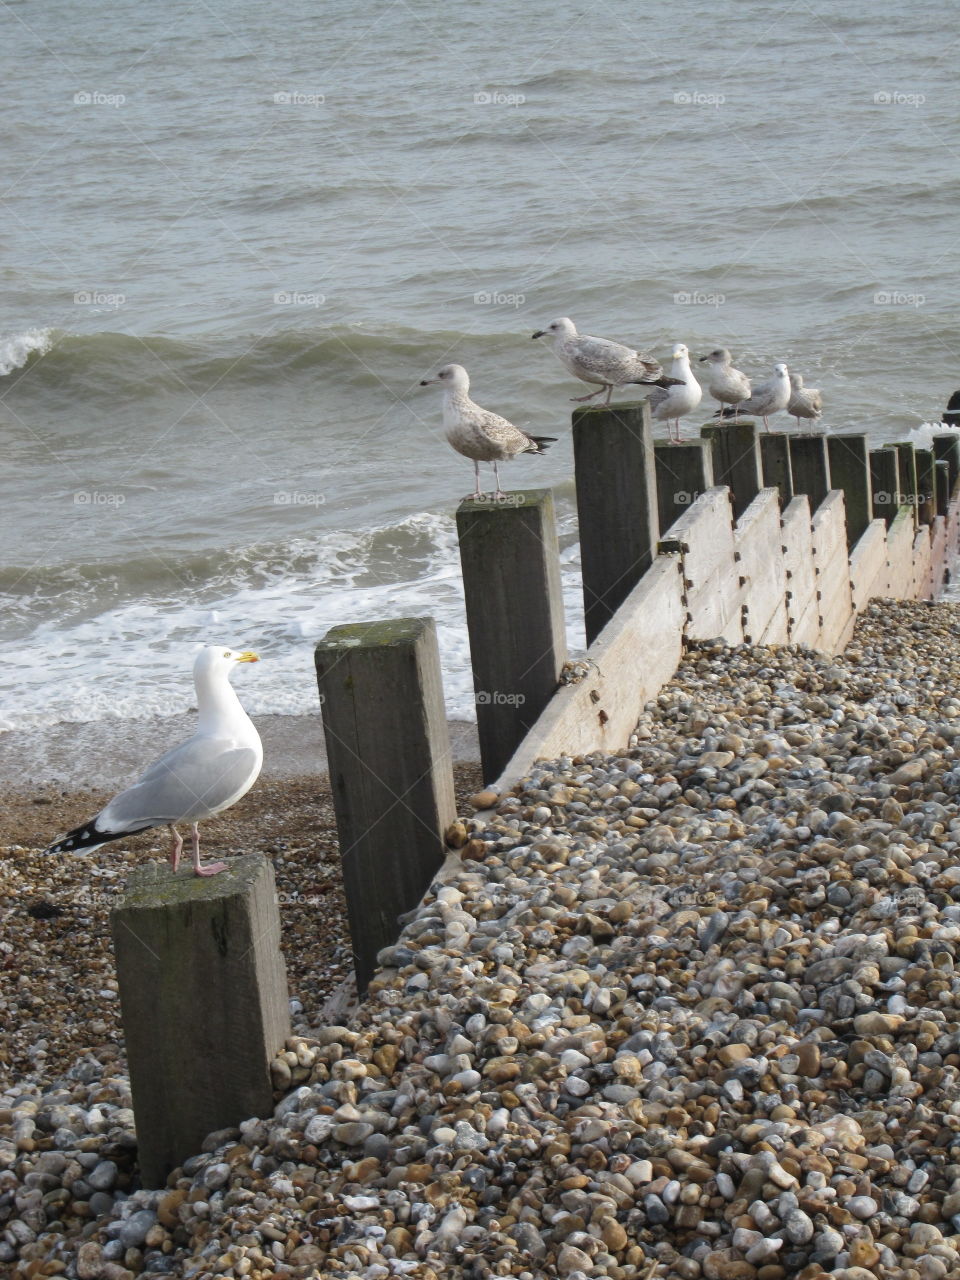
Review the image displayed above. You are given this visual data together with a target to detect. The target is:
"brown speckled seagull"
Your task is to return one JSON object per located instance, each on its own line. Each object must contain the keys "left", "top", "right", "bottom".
{"left": 419, "top": 364, "right": 556, "bottom": 499}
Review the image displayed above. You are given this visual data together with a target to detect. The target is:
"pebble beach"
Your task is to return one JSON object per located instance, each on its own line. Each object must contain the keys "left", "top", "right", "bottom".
{"left": 6, "top": 598, "right": 960, "bottom": 1280}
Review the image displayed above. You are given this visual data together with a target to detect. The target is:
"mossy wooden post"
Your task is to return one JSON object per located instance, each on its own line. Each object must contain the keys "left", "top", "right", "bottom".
{"left": 915, "top": 448, "right": 936, "bottom": 525}
{"left": 111, "top": 854, "right": 290, "bottom": 1189}
{"left": 573, "top": 401, "right": 659, "bottom": 644}
{"left": 315, "top": 618, "right": 456, "bottom": 993}
{"left": 826, "top": 434, "right": 871, "bottom": 548}
{"left": 889, "top": 442, "right": 919, "bottom": 525}
{"left": 936, "top": 460, "right": 950, "bottom": 517}
{"left": 870, "top": 448, "right": 899, "bottom": 526}
{"left": 700, "top": 421, "right": 762, "bottom": 520}
{"left": 457, "top": 490, "right": 566, "bottom": 781}
{"left": 760, "top": 434, "right": 794, "bottom": 504}
{"left": 933, "top": 433, "right": 960, "bottom": 493}
{"left": 789, "top": 436, "right": 831, "bottom": 512}
{"left": 654, "top": 440, "right": 714, "bottom": 534}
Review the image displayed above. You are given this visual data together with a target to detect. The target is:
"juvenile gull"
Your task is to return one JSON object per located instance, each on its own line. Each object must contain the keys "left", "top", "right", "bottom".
{"left": 531, "top": 316, "right": 681, "bottom": 405}
{"left": 699, "top": 348, "right": 751, "bottom": 422}
{"left": 44, "top": 646, "right": 262, "bottom": 877}
{"left": 648, "top": 343, "right": 702, "bottom": 441}
{"left": 788, "top": 372, "right": 823, "bottom": 431}
{"left": 717, "top": 362, "right": 791, "bottom": 432}
{"left": 419, "top": 363, "right": 555, "bottom": 499}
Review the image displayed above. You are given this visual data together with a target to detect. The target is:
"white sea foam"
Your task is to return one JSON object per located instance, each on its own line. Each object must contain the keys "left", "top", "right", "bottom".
{"left": 0, "top": 327, "right": 55, "bottom": 377}
{"left": 1, "top": 511, "right": 586, "bottom": 732}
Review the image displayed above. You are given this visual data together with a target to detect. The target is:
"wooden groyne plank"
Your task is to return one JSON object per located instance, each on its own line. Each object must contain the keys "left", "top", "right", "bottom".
{"left": 812, "top": 491, "right": 855, "bottom": 653}
{"left": 660, "top": 487, "right": 742, "bottom": 643}
{"left": 849, "top": 519, "right": 889, "bottom": 610}
{"left": 488, "top": 555, "right": 685, "bottom": 786}
{"left": 735, "top": 488, "right": 788, "bottom": 645}
{"left": 780, "top": 496, "right": 820, "bottom": 646}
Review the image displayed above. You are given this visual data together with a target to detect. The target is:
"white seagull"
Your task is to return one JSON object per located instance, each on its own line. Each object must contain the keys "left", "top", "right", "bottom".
{"left": 531, "top": 316, "right": 681, "bottom": 405}
{"left": 717, "top": 362, "right": 791, "bottom": 432}
{"left": 419, "top": 363, "right": 555, "bottom": 499}
{"left": 648, "top": 343, "right": 703, "bottom": 441}
{"left": 787, "top": 373, "right": 823, "bottom": 432}
{"left": 699, "top": 348, "right": 751, "bottom": 422}
{"left": 44, "top": 646, "right": 263, "bottom": 877}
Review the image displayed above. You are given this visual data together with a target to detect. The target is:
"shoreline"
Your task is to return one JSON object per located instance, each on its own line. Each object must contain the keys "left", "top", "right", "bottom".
{"left": 0, "top": 712, "right": 480, "bottom": 793}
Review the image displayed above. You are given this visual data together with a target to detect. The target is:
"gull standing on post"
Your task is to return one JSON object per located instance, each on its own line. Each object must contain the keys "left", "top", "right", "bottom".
{"left": 43, "top": 646, "right": 263, "bottom": 877}
{"left": 716, "top": 362, "right": 791, "bottom": 432}
{"left": 647, "top": 343, "right": 702, "bottom": 441}
{"left": 699, "top": 348, "right": 751, "bottom": 422}
{"left": 531, "top": 316, "right": 681, "bottom": 405}
{"left": 419, "top": 363, "right": 556, "bottom": 500}
{"left": 787, "top": 373, "right": 823, "bottom": 432}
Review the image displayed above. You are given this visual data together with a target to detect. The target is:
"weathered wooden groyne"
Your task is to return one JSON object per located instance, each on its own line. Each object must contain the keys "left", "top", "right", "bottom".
{"left": 108, "top": 404, "right": 960, "bottom": 1181}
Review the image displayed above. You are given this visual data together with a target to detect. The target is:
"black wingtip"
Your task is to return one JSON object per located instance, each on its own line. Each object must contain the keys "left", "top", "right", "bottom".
{"left": 43, "top": 819, "right": 112, "bottom": 856}
{"left": 529, "top": 435, "right": 558, "bottom": 453}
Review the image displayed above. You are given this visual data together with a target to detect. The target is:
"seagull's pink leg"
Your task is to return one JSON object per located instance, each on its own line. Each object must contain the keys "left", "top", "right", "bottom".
{"left": 191, "top": 823, "right": 227, "bottom": 877}
{"left": 493, "top": 460, "right": 506, "bottom": 499}
{"left": 169, "top": 825, "right": 183, "bottom": 873}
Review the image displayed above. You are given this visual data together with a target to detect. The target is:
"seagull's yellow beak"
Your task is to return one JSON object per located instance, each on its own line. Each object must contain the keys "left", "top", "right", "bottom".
{"left": 236, "top": 651, "right": 259, "bottom": 663}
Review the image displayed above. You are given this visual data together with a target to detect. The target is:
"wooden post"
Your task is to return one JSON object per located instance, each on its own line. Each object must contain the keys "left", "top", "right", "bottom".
{"left": 936, "top": 460, "right": 950, "bottom": 517}
{"left": 315, "top": 618, "right": 456, "bottom": 993}
{"left": 654, "top": 440, "right": 714, "bottom": 535}
{"left": 700, "top": 420, "right": 762, "bottom": 520}
{"left": 111, "top": 854, "right": 291, "bottom": 1189}
{"left": 826, "top": 434, "right": 872, "bottom": 548}
{"left": 573, "top": 401, "right": 659, "bottom": 645}
{"left": 870, "top": 448, "right": 899, "bottom": 526}
{"left": 889, "top": 442, "right": 919, "bottom": 524}
{"left": 760, "top": 434, "right": 794, "bottom": 504}
{"left": 789, "top": 436, "right": 831, "bottom": 512}
{"left": 944, "top": 392, "right": 960, "bottom": 429}
{"left": 457, "top": 490, "right": 567, "bottom": 781}
{"left": 933, "top": 433, "right": 960, "bottom": 492}
{"left": 915, "top": 449, "right": 936, "bottom": 525}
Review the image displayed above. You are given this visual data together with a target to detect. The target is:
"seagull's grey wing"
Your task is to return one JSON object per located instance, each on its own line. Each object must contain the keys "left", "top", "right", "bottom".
{"left": 571, "top": 334, "right": 637, "bottom": 380}
{"left": 744, "top": 378, "right": 773, "bottom": 413}
{"left": 647, "top": 385, "right": 670, "bottom": 413}
{"left": 99, "top": 736, "right": 261, "bottom": 830}
{"left": 474, "top": 406, "right": 534, "bottom": 456}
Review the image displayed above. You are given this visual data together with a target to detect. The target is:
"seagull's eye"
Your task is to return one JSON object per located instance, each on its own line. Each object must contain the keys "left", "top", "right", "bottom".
{"left": 223, "top": 649, "right": 231, "bottom": 658}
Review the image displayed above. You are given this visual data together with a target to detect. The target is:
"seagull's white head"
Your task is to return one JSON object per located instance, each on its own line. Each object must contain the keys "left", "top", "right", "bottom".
{"left": 419, "top": 363, "right": 470, "bottom": 392}
{"left": 789, "top": 372, "right": 804, "bottom": 390}
{"left": 774, "top": 362, "right": 789, "bottom": 378}
{"left": 531, "top": 317, "right": 576, "bottom": 342}
{"left": 672, "top": 343, "right": 690, "bottom": 362}
{"left": 193, "top": 645, "right": 260, "bottom": 682}
{"left": 700, "top": 347, "right": 731, "bottom": 364}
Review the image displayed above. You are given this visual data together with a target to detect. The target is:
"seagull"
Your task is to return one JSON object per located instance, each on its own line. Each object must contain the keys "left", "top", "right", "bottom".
{"left": 419, "top": 363, "right": 555, "bottom": 499}
{"left": 716, "top": 362, "right": 791, "bottom": 431}
{"left": 648, "top": 343, "right": 702, "bottom": 441}
{"left": 44, "top": 647, "right": 263, "bottom": 877}
{"left": 787, "top": 373, "right": 823, "bottom": 432}
{"left": 699, "top": 348, "right": 751, "bottom": 422}
{"left": 531, "top": 316, "right": 681, "bottom": 405}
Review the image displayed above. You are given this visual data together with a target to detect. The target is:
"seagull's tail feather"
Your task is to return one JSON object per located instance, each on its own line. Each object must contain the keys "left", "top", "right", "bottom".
{"left": 526, "top": 435, "right": 558, "bottom": 454}
{"left": 638, "top": 375, "right": 685, "bottom": 389}
{"left": 44, "top": 819, "right": 137, "bottom": 857}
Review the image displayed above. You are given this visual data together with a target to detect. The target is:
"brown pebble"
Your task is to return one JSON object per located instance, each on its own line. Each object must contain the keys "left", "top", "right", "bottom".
{"left": 468, "top": 789, "right": 499, "bottom": 810}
